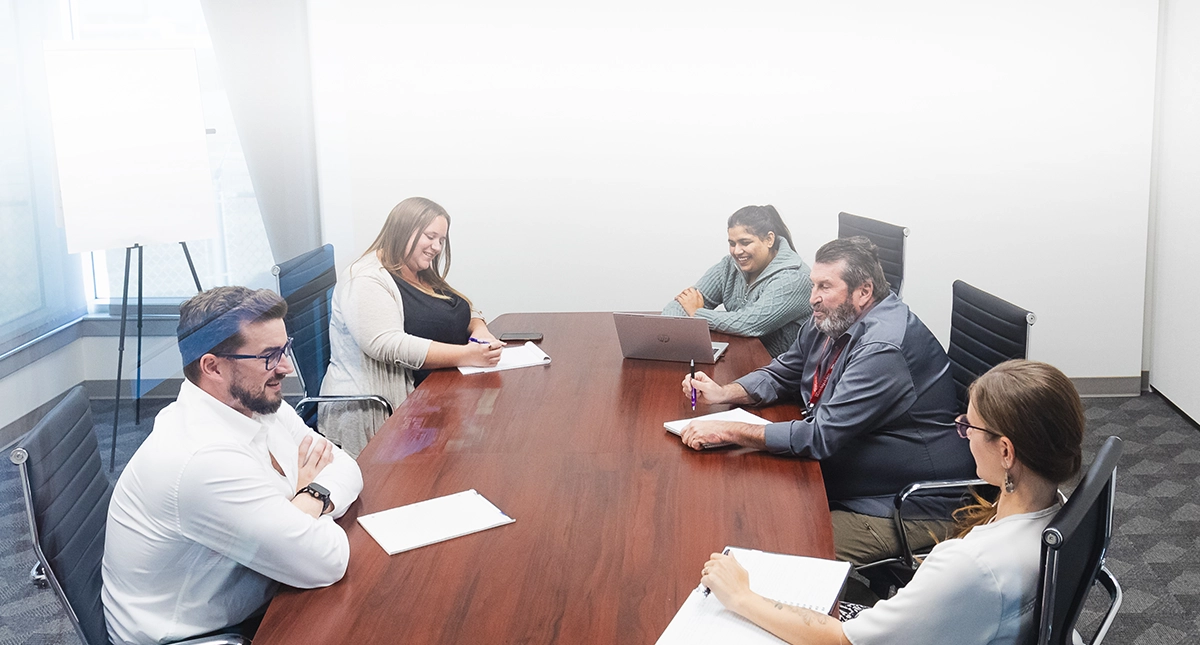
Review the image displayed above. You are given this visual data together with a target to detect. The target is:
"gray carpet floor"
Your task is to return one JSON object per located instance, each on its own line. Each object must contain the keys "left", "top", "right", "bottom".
{"left": 1, "top": 394, "right": 1197, "bottom": 644}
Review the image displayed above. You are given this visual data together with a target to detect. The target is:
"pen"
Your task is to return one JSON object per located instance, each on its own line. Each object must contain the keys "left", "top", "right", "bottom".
{"left": 469, "top": 337, "right": 491, "bottom": 345}
{"left": 703, "top": 547, "right": 732, "bottom": 596}
{"left": 690, "top": 359, "right": 696, "bottom": 411}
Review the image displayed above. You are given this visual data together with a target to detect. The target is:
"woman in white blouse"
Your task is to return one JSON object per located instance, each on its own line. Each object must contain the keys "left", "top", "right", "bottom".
{"left": 318, "top": 197, "right": 502, "bottom": 457}
{"left": 700, "top": 359, "right": 1085, "bottom": 645}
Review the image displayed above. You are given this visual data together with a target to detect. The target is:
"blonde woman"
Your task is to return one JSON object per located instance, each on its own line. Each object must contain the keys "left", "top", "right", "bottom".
{"left": 319, "top": 197, "right": 501, "bottom": 457}
{"left": 699, "top": 359, "right": 1085, "bottom": 644}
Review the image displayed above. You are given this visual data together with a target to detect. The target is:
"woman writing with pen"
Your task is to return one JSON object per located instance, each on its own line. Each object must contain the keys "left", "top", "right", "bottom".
{"left": 319, "top": 197, "right": 503, "bottom": 457}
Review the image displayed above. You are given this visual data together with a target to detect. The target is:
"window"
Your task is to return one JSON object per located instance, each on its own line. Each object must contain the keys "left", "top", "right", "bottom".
{"left": 0, "top": 0, "right": 85, "bottom": 354}
{"left": 69, "top": 0, "right": 275, "bottom": 305}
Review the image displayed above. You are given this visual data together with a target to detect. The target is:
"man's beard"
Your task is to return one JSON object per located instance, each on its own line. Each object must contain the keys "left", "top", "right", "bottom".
{"left": 231, "top": 378, "right": 284, "bottom": 415}
{"left": 814, "top": 300, "right": 859, "bottom": 338}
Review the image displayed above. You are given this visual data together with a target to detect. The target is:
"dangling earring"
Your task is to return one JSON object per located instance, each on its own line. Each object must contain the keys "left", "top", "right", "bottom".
{"left": 1004, "top": 470, "right": 1015, "bottom": 494}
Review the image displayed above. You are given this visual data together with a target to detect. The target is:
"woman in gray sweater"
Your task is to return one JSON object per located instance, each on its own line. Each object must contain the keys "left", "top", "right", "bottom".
{"left": 663, "top": 205, "right": 813, "bottom": 357}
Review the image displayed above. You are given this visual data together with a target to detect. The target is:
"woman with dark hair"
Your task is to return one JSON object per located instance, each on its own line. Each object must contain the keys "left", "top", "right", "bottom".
{"left": 698, "top": 359, "right": 1085, "bottom": 644}
{"left": 662, "top": 205, "right": 812, "bottom": 357}
{"left": 319, "top": 197, "right": 502, "bottom": 457}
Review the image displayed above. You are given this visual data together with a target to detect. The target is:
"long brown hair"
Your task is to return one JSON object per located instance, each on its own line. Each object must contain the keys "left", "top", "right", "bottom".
{"left": 364, "top": 197, "right": 471, "bottom": 306}
{"left": 952, "top": 359, "right": 1085, "bottom": 536}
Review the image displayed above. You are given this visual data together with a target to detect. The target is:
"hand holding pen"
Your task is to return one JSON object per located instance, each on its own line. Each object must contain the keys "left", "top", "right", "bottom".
{"left": 466, "top": 337, "right": 504, "bottom": 367}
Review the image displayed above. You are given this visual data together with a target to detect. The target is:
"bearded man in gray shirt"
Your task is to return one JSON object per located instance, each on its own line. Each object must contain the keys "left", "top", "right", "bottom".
{"left": 680, "top": 236, "right": 975, "bottom": 566}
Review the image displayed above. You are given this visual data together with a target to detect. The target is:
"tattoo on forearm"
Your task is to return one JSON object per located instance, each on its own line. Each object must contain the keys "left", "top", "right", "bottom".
{"left": 772, "top": 601, "right": 829, "bottom": 625}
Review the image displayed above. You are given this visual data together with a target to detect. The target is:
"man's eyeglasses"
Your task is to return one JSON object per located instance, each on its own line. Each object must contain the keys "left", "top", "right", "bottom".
{"left": 214, "top": 338, "right": 293, "bottom": 371}
{"left": 955, "top": 414, "right": 1000, "bottom": 439}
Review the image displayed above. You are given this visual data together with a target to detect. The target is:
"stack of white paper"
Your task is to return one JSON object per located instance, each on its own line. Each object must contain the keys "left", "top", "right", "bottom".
{"left": 458, "top": 341, "right": 551, "bottom": 375}
{"left": 357, "top": 489, "right": 515, "bottom": 555}
{"left": 663, "top": 408, "right": 771, "bottom": 448}
{"left": 656, "top": 547, "right": 851, "bottom": 645}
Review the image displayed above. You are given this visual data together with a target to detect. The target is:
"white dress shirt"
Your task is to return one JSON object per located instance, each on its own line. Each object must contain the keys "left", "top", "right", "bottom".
{"left": 102, "top": 379, "right": 363, "bottom": 645}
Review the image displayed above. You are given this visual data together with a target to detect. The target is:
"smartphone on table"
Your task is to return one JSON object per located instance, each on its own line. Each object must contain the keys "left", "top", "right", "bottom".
{"left": 498, "top": 332, "right": 543, "bottom": 342}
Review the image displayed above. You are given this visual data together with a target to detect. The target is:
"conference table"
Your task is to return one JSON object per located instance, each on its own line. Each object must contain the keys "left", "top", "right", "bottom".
{"left": 255, "top": 312, "right": 832, "bottom": 643}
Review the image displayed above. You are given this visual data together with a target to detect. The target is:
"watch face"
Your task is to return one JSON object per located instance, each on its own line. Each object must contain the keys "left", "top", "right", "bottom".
{"left": 307, "top": 482, "right": 331, "bottom": 497}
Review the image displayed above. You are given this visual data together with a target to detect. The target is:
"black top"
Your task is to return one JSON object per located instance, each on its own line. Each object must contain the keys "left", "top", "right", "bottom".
{"left": 394, "top": 277, "right": 471, "bottom": 386}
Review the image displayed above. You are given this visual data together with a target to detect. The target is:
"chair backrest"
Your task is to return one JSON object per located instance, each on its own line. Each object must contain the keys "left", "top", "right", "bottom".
{"left": 837, "top": 211, "right": 908, "bottom": 295}
{"left": 947, "top": 280, "right": 1036, "bottom": 413}
{"left": 1036, "top": 436, "right": 1123, "bottom": 645}
{"left": 273, "top": 244, "right": 337, "bottom": 399}
{"left": 10, "top": 386, "right": 112, "bottom": 645}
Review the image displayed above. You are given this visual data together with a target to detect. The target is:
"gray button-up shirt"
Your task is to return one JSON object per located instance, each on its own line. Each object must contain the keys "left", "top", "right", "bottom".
{"left": 736, "top": 292, "right": 974, "bottom": 517}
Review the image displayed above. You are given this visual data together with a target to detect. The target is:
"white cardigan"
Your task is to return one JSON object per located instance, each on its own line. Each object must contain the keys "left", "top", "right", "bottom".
{"left": 318, "top": 252, "right": 478, "bottom": 457}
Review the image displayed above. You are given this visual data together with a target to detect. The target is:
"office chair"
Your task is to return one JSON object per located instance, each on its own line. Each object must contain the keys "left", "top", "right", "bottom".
{"left": 10, "top": 386, "right": 245, "bottom": 645}
{"left": 948, "top": 280, "right": 1037, "bottom": 413}
{"left": 837, "top": 212, "right": 908, "bottom": 296}
{"left": 1035, "top": 435, "right": 1123, "bottom": 645}
{"left": 856, "top": 281, "right": 1036, "bottom": 596}
{"left": 272, "top": 244, "right": 392, "bottom": 426}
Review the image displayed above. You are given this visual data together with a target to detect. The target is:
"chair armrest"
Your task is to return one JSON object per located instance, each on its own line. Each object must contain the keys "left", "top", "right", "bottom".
{"left": 1086, "top": 565, "right": 1122, "bottom": 645}
{"left": 296, "top": 394, "right": 394, "bottom": 419}
{"left": 172, "top": 635, "right": 251, "bottom": 645}
{"left": 893, "top": 478, "right": 991, "bottom": 568}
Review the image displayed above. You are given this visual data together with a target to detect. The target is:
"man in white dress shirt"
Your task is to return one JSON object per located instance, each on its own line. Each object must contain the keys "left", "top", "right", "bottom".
{"left": 102, "top": 286, "right": 364, "bottom": 645}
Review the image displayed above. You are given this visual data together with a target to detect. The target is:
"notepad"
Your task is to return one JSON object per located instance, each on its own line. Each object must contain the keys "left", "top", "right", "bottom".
{"left": 357, "top": 489, "right": 515, "bottom": 555}
{"left": 655, "top": 547, "right": 851, "bottom": 645}
{"left": 457, "top": 341, "right": 552, "bottom": 375}
{"left": 663, "top": 408, "right": 771, "bottom": 448}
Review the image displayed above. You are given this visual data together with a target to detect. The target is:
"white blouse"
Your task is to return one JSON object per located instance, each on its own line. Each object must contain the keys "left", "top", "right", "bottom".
{"left": 843, "top": 504, "right": 1060, "bottom": 645}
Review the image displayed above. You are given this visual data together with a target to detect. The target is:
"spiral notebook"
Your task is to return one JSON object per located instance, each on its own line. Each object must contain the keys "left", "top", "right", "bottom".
{"left": 655, "top": 547, "right": 850, "bottom": 644}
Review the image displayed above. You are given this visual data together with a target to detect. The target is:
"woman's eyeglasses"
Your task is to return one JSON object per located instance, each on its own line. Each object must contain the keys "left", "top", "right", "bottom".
{"left": 214, "top": 337, "right": 294, "bottom": 371}
{"left": 955, "top": 414, "right": 1000, "bottom": 439}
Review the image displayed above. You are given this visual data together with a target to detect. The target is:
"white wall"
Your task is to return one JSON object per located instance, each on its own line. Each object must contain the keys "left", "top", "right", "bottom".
{"left": 1147, "top": 0, "right": 1200, "bottom": 418}
{"left": 308, "top": 1, "right": 1158, "bottom": 379}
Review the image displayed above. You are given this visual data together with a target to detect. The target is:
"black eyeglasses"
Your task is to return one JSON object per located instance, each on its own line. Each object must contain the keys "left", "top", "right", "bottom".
{"left": 214, "top": 337, "right": 293, "bottom": 371}
{"left": 955, "top": 414, "right": 1000, "bottom": 439}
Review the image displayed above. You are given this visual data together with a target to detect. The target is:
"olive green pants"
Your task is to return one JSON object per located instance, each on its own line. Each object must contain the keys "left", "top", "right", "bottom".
{"left": 831, "top": 510, "right": 956, "bottom": 566}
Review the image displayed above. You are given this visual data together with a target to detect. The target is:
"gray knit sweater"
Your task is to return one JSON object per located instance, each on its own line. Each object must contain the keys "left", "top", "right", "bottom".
{"left": 662, "top": 238, "right": 813, "bottom": 357}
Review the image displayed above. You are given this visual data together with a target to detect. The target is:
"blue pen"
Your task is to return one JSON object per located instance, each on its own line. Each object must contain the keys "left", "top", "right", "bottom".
{"left": 690, "top": 359, "right": 696, "bottom": 411}
{"left": 469, "top": 337, "right": 490, "bottom": 345}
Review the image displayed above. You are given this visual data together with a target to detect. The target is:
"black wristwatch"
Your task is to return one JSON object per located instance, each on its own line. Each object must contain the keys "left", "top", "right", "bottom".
{"left": 296, "top": 482, "right": 334, "bottom": 515}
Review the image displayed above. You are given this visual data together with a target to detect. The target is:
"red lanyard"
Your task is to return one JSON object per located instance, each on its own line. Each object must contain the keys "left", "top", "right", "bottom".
{"left": 810, "top": 337, "right": 847, "bottom": 410}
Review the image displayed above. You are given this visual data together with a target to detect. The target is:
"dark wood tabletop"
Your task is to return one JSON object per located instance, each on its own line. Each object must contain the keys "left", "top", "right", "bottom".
{"left": 254, "top": 312, "right": 831, "bottom": 644}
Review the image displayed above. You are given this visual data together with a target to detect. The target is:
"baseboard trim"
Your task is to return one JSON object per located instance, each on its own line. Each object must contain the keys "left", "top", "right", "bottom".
{"left": 1071, "top": 376, "right": 1142, "bottom": 398}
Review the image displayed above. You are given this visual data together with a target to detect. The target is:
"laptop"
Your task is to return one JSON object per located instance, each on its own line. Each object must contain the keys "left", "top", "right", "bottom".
{"left": 612, "top": 313, "right": 729, "bottom": 364}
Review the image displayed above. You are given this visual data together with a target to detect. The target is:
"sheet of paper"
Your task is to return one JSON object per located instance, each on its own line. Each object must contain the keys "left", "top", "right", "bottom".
{"left": 725, "top": 547, "right": 851, "bottom": 614}
{"left": 656, "top": 588, "right": 787, "bottom": 645}
{"left": 663, "top": 407, "right": 771, "bottom": 436}
{"left": 357, "top": 489, "right": 515, "bottom": 555}
{"left": 656, "top": 548, "right": 850, "bottom": 645}
{"left": 458, "top": 341, "right": 551, "bottom": 375}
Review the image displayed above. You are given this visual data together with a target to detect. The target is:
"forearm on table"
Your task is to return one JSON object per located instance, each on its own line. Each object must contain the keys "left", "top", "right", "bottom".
{"left": 421, "top": 340, "right": 474, "bottom": 369}
{"left": 733, "top": 593, "right": 848, "bottom": 645}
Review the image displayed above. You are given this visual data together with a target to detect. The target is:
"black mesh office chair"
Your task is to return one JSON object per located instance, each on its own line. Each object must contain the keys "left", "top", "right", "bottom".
{"left": 10, "top": 386, "right": 245, "bottom": 645}
{"left": 272, "top": 244, "right": 392, "bottom": 426}
{"left": 837, "top": 212, "right": 908, "bottom": 296}
{"left": 1035, "top": 436, "right": 1123, "bottom": 645}
{"left": 857, "top": 281, "right": 1036, "bottom": 596}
